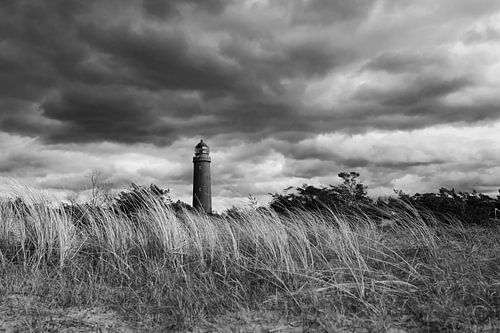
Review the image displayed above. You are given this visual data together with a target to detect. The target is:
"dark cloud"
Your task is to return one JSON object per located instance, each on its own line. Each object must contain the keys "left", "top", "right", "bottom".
{"left": 38, "top": 85, "right": 309, "bottom": 145}
{"left": 40, "top": 86, "right": 175, "bottom": 144}
{"left": 354, "top": 76, "right": 472, "bottom": 107}
{"left": 404, "top": 101, "right": 500, "bottom": 122}
{"left": 282, "top": 158, "right": 443, "bottom": 181}
{"left": 338, "top": 74, "right": 500, "bottom": 131}
{"left": 0, "top": 0, "right": 91, "bottom": 87}
{"left": 2, "top": 0, "right": 498, "bottom": 148}
{"left": 290, "top": 0, "right": 375, "bottom": 25}
{"left": 143, "top": 0, "right": 229, "bottom": 19}
{"left": 0, "top": 99, "right": 58, "bottom": 138}
{"left": 1, "top": 0, "right": 500, "bottom": 207}
{"left": 142, "top": 0, "right": 177, "bottom": 19}
{"left": 362, "top": 51, "right": 446, "bottom": 74}
{"left": 0, "top": 45, "right": 57, "bottom": 100}
{"left": 219, "top": 34, "right": 341, "bottom": 85}
{"left": 79, "top": 23, "right": 248, "bottom": 94}
{"left": 213, "top": 102, "right": 303, "bottom": 136}
{"left": 281, "top": 144, "right": 444, "bottom": 172}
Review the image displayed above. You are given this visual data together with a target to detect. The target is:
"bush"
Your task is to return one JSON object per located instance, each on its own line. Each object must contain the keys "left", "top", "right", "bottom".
{"left": 395, "top": 187, "right": 497, "bottom": 224}
{"left": 270, "top": 172, "right": 372, "bottom": 214}
{"left": 270, "top": 172, "right": 500, "bottom": 225}
{"left": 113, "top": 183, "right": 172, "bottom": 218}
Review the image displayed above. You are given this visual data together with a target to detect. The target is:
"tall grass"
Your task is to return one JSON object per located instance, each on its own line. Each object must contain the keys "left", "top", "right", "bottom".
{"left": 0, "top": 187, "right": 498, "bottom": 330}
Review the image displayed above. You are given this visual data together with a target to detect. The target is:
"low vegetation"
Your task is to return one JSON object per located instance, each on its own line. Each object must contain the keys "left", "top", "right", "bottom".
{"left": 0, "top": 178, "right": 499, "bottom": 331}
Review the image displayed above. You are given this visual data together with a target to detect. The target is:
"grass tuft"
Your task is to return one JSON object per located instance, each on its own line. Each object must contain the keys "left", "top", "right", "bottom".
{"left": 0, "top": 187, "right": 499, "bottom": 331}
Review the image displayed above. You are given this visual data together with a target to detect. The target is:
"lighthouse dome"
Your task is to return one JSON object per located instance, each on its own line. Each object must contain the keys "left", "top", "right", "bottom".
{"left": 196, "top": 140, "right": 208, "bottom": 148}
{"left": 195, "top": 140, "right": 209, "bottom": 155}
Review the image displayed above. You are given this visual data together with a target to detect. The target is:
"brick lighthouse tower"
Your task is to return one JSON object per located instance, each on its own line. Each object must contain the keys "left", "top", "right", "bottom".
{"left": 192, "top": 140, "right": 212, "bottom": 213}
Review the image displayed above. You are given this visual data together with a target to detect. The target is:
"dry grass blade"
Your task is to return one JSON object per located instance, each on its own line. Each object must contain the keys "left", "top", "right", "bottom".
{"left": 0, "top": 185, "right": 498, "bottom": 331}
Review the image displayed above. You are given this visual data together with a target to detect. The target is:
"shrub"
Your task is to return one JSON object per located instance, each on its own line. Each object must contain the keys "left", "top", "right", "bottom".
{"left": 113, "top": 183, "right": 171, "bottom": 218}
{"left": 270, "top": 172, "right": 372, "bottom": 214}
{"left": 395, "top": 187, "right": 497, "bottom": 224}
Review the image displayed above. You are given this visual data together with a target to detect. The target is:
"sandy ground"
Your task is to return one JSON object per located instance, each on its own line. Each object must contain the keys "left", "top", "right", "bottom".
{"left": 2, "top": 293, "right": 499, "bottom": 332}
{"left": 0, "top": 294, "right": 154, "bottom": 332}
{"left": 0, "top": 293, "right": 380, "bottom": 333}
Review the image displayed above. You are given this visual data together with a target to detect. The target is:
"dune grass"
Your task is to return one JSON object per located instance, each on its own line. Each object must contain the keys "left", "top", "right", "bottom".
{"left": 0, "top": 189, "right": 499, "bottom": 331}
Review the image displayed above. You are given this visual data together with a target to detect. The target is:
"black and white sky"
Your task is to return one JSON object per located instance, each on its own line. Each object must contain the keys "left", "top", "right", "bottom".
{"left": 1, "top": 0, "right": 500, "bottom": 210}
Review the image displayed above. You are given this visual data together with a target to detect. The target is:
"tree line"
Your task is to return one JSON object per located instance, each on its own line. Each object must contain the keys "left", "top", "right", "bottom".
{"left": 2, "top": 171, "right": 499, "bottom": 225}
{"left": 269, "top": 172, "right": 500, "bottom": 225}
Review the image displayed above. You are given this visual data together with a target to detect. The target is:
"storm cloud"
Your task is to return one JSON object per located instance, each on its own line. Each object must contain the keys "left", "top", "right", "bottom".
{"left": 1, "top": 0, "right": 500, "bottom": 209}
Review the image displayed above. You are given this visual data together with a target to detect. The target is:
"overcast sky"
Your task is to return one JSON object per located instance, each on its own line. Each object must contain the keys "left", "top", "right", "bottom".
{"left": 1, "top": 0, "right": 500, "bottom": 210}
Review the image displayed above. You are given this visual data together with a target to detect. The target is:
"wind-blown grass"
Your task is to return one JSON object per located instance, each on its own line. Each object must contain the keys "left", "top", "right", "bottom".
{"left": 0, "top": 188, "right": 499, "bottom": 331}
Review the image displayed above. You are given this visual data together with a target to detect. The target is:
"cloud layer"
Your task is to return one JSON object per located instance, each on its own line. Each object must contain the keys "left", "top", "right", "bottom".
{"left": 1, "top": 0, "right": 500, "bottom": 209}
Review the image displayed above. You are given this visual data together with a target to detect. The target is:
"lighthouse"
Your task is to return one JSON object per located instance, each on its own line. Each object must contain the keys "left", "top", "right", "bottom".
{"left": 192, "top": 140, "right": 212, "bottom": 213}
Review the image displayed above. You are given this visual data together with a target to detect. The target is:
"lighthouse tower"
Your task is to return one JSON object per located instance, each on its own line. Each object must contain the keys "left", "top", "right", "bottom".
{"left": 192, "top": 140, "right": 212, "bottom": 213}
